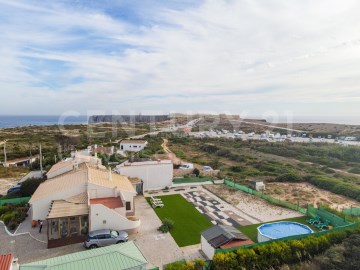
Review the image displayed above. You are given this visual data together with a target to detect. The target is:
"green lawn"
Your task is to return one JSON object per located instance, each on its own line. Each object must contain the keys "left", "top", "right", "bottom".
{"left": 147, "top": 194, "right": 213, "bottom": 247}
{"left": 238, "top": 216, "right": 319, "bottom": 243}
{"left": 172, "top": 176, "right": 213, "bottom": 184}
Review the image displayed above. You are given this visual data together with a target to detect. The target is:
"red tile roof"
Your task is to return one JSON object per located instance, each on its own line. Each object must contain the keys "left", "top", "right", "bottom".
{"left": 0, "top": 254, "right": 13, "bottom": 270}
{"left": 90, "top": 197, "right": 123, "bottom": 209}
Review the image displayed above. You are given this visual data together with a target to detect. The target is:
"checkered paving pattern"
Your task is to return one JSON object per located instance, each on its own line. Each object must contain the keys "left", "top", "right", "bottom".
{"left": 183, "top": 190, "right": 252, "bottom": 227}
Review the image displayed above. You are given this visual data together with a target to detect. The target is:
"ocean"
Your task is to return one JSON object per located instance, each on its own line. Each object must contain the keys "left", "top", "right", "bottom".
{"left": 0, "top": 115, "right": 89, "bottom": 129}
{"left": 0, "top": 115, "right": 358, "bottom": 129}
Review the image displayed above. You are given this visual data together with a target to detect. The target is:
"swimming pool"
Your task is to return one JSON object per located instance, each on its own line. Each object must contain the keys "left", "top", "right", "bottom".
{"left": 257, "top": 221, "right": 313, "bottom": 242}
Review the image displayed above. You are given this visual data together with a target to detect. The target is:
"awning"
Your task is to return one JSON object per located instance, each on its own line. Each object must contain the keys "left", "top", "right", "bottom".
{"left": 47, "top": 200, "right": 89, "bottom": 219}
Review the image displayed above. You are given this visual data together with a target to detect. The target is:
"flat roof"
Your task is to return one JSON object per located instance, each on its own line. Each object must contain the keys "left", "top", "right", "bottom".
{"left": 119, "top": 160, "right": 172, "bottom": 167}
{"left": 120, "top": 140, "right": 147, "bottom": 144}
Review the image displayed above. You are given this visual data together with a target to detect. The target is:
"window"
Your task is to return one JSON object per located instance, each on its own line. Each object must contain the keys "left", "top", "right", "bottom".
{"left": 126, "top": 201, "right": 131, "bottom": 211}
{"left": 110, "top": 230, "right": 119, "bottom": 238}
{"left": 96, "top": 234, "right": 107, "bottom": 239}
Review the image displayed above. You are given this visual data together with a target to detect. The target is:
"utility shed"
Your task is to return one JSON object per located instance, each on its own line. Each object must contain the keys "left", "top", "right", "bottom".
{"left": 250, "top": 180, "right": 265, "bottom": 191}
{"left": 20, "top": 242, "right": 147, "bottom": 270}
{"left": 201, "top": 225, "right": 253, "bottom": 259}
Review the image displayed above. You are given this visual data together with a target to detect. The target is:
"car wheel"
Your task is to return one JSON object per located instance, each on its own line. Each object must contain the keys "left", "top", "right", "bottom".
{"left": 116, "top": 240, "right": 125, "bottom": 244}
{"left": 89, "top": 244, "right": 98, "bottom": 249}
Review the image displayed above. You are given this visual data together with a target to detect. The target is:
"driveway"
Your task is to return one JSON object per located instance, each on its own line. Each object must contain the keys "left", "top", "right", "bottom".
{"left": 0, "top": 221, "right": 83, "bottom": 264}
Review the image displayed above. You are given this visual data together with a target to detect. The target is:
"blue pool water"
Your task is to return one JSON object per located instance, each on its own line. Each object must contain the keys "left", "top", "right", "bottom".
{"left": 258, "top": 222, "right": 313, "bottom": 239}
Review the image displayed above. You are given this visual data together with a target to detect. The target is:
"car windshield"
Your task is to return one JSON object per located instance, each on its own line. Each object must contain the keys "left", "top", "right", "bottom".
{"left": 110, "top": 230, "right": 119, "bottom": 238}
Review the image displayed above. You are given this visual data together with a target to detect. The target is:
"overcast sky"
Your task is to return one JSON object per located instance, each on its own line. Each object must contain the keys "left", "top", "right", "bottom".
{"left": 0, "top": 0, "right": 360, "bottom": 121}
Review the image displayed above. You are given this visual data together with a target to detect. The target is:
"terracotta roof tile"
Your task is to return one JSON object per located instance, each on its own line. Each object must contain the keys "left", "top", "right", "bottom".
{"left": 0, "top": 254, "right": 13, "bottom": 270}
{"left": 90, "top": 197, "right": 123, "bottom": 209}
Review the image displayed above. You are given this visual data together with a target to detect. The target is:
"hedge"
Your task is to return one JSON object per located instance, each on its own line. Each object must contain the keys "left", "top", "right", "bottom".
{"left": 212, "top": 225, "right": 359, "bottom": 270}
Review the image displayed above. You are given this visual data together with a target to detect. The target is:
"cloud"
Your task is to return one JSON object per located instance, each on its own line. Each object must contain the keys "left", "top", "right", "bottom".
{"left": 0, "top": 0, "right": 360, "bottom": 120}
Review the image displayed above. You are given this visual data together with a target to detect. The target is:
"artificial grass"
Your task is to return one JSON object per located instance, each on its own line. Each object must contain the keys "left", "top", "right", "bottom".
{"left": 172, "top": 176, "right": 213, "bottom": 184}
{"left": 238, "top": 216, "right": 319, "bottom": 243}
{"left": 147, "top": 194, "right": 213, "bottom": 247}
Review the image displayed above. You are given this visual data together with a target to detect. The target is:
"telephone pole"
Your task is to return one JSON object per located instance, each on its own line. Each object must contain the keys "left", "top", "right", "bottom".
{"left": 1, "top": 140, "right": 7, "bottom": 167}
{"left": 3, "top": 142, "right": 7, "bottom": 167}
{"left": 39, "top": 144, "right": 43, "bottom": 174}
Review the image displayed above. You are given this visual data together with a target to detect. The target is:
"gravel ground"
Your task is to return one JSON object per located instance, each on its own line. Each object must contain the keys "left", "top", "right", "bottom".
{"left": 205, "top": 184, "right": 303, "bottom": 222}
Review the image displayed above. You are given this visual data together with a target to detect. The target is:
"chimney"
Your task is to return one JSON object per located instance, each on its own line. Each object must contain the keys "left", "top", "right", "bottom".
{"left": 109, "top": 167, "right": 112, "bottom": 181}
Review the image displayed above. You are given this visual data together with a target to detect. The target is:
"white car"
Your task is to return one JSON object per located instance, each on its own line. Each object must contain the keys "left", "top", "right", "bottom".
{"left": 179, "top": 163, "right": 194, "bottom": 169}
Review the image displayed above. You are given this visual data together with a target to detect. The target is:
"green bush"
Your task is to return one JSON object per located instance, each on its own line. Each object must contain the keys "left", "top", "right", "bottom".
{"left": 20, "top": 177, "right": 45, "bottom": 197}
{"left": 2, "top": 212, "right": 16, "bottom": 225}
{"left": 8, "top": 221, "right": 17, "bottom": 230}
{"left": 193, "top": 168, "right": 200, "bottom": 177}
{"left": 276, "top": 172, "right": 303, "bottom": 182}
{"left": 158, "top": 218, "right": 175, "bottom": 233}
{"left": 305, "top": 175, "right": 360, "bottom": 201}
{"left": 0, "top": 205, "right": 11, "bottom": 216}
{"left": 348, "top": 167, "right": 360, "bottom": 174}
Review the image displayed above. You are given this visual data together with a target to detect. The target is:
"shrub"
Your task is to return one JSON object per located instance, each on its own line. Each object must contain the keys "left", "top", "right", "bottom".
{"left": 193, "top": 259, "right": 205, "bottom": 270}
{"left": 20, "top": 177, "right": 45, "bottom": 197}
{"left": 0, "top": 205, "right": 11, "bottom": 216}
{"left": 230, "top": 166, "right": 243, "bottom": 173}
{"left": 349, "top": 167, "right": 360, "bottom": 174}
{"left": 193, "top": 168, "right": 200, "bottom": 177}
{"left": 212, "top": 225, "right": 360, "bottom": 270}
{"left": 8, "top": 221, "right": 17, "bottom": 230}
{"left": 276, "top": 173, "right": 303, "bottom": 182}
{"left": 2, "top": 212, "right": 16, "bottom": 225}
{"left": 158, "top": 218, "right": 175, "bottom": 233}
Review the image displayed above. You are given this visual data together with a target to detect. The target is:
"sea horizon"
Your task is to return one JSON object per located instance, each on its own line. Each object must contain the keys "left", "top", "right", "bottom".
{"left": 0, "top": 115, "right": 89, "bottom": 129}
{"left": 0, "top": 114, "right": 359, "bottom": 129}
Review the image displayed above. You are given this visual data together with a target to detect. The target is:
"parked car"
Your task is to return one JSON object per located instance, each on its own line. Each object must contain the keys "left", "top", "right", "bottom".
{"left": 84, "top": 229, "right": 128, "bottom": 249}
{"left": 179, "top": 163, "right": 194, "bottom": 169}
{"left": 203, "top": 166, "right": 213, "bottom": 171}
{"left": 7, "top": 183, "right": 22, "bottom": 195}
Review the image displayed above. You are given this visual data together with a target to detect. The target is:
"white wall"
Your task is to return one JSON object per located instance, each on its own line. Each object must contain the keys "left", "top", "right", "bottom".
{"left": 119, "top": 190, "right": 136, "bottom": 212}
{"left": 118, "top": 163, "right": 173, "bottom": 190}
{"left": 31, "top": 183, "right": 85, "bottom": 220}
{"left": 120, "top": 143, "right": 146, "bottom": 152}
{"left": 258, "top": 231, "right": 271, "bottom": 242}
{"left": 201, "top": 235, "right": 215, "bottom": 259}
{"left": 90, "top": 204, "right": 140, "bottom": 232}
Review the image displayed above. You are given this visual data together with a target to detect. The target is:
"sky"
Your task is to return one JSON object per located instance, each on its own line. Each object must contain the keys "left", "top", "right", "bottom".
{"left": 0, "top": 0, "right": 360, "bottom": 122}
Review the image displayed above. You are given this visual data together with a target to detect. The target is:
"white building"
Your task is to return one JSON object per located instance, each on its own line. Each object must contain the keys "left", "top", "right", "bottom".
{"left": 116, "top": 160, "right": 173, "bottom": 191}
{"left": 29, "top": 163, "right": 140, "bottom": 248}
{"left": 119, "top": 140, "right": 148, "bottom": 153}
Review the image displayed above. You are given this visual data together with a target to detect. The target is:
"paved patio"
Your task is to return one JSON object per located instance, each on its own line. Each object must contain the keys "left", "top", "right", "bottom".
{"left": 183, "top": 190, "right": 253, "bottom": 227}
